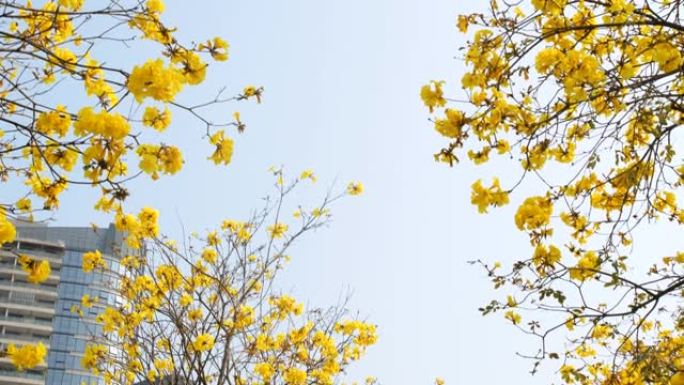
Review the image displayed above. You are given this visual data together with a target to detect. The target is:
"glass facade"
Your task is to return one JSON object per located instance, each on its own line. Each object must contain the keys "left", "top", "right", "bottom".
{"left": 14, "top": 224, "right": 126, "bottom": 385}
{"left": 0, "top": 236, "right": 63, "bottom": 385}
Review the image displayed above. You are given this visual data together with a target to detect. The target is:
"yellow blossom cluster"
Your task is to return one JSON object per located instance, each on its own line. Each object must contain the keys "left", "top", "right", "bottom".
{"left": 7, "top": 342, "right": 47, "bottom": 371}
{"left": 470, "top": 178, "right": 509, "bottom": 213}
{"left": 17, "top": 255, "right": 52, "bottom": 284}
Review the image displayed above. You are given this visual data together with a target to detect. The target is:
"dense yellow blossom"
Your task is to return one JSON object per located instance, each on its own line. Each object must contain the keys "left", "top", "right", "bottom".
{"left": 74, "top": 107, "right": 131, "bottom": 139}
{"left": 136, "top": 144, "right": 184, "bottom": 180}
{"left": 7, "top": 343, "right": 46, "bottom": 370}
{"left": 254, "top": 362, "right": 275, "bottom": 381}
{"left": 514, "top": 196, "right": 553, "bottom": 231}
{"left": 568, "top": 251, "right": 600, "bottom": 282}
{"left": 0, "top": 215, "right": 15, "bottom": 244}
{"left": 283, "top": 367, "right": 307, "bottom": 385}
{"left": 82, "top": 250, "right": 106, "bottom": 273}
{"left": 17, "top": 255, "right": 51, "bottom": 284}
{"left": 127, "top": 59, "right": 185, "bottom": 103}
{"left": 435, "top": 109, "right": 466, "bottom": 139}
{"left": 142, "top": 106, "right": 172, "bottom": 131}
{"left": 35, "top": 105, "right": 71, "bottom": 137}
{"left": 192, "top": 333, "right": 215, "bottom": 352}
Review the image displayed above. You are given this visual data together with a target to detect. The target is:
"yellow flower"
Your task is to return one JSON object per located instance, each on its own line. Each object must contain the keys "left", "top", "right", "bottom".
{"left": 17, "top": 255, "right": 51, "bottom": 284}
{"left": 208, "top": 130, "right": 234, "bottom": 165}
{"left": 434, "top": 108, "right": 466, "bottom": 139}
{"left": 267, "top": 222, "right": 288, "bottom": 239}
{"left": 73, "top": 107, "right": 130, "bottom": 139}
{"left": 457, "top": 14, "right": 469, "bottom": 33}
{"left": 136, "top": 144, "right": 184, "bottom": 179}
{"left": 347, "top": 181, "right": 364, "bottom": 196}
{"left": 435, "top": 378, "right": 446, "bottom": 385}
{"left": 270, "top": 295, "right": 303, "bottom": 320}
{"left": 671, "top": 372, "right": 684, "bottom": 385}
{"left": 201, "top": 248, "right": 218, "bottom": 264}
{"left": 146, "top": 0, "right": 165, "bottom": 13}
{"left": 283, "top": 367, "right": 307, "bottom": 385}
{"left": 179, "top": 293, "right": 193, "bottom": 307}
{"left": 58, "top": 0, "right": 84, "bottom": 10}
{"left": 82, "top": 344, "right": 107, "bottom": 371}
{"left": 300, "top": 169, "right": 317, "bottom": 182}
{"left": 7, "top": 342, "right": 47, "bottom": 370}
{"left": 532, "top": 244, "right": 561, "bottom": 274}
{"left": 201, "top": 37, "right": 229, "bottom": 62}
{"left": 173, "top": 50, "right": 207, "bottom": 85}
{"left": 504, "top": 310, "right": 522, "bottom": 325}
{"left": 531, "top": 0, "right": 567, "bottom": 15}
{"left": 590, "top": 323, "right": 613, "bottom": 339}
{"left": 514, "top": 196, "right": 553, "bottom": 231}
{"left": 81, "top": 294, "right": 98, "bottom": 308}
{"left": 242, "top": 85, "right": 263, "bottom": 103}
{"left": 207, "top": 230, "right": 221, "bottom": 246}
{"left": 535, "top": 47, "right": 563, "bottom": 75}
{"left": 470, "top": 178, "right": 509, "bottom": 213}
{"left": 82, "top": 250, "right": 106, "bottom": 273}
{"left": 467, "top": 147, "right": 490, "bottom": 165}
{"left": 569, "top": 250, "right": 600, "bottom": 282}
{"left": 35, "top": 105, "right": 71, "bottom": 137}
{"left": 0, "top": 217, "right": 17, "bottom": 244}
{"left": 192, "top": 333, "right": 215, "bottom": 352}
{"left": 188, "top": 308, "right": 203, "bottom": 321}
{"left": 254, "top": 362, "right": 275, "bottom": 381}
{"left": 421, "top": 80, "right": 446, "bottom": 112}
{"left": 15, "top": 198, "right": 31, "bottom": 212}
{"left": 142, "top": 106, "right": 172, "bottom": 131}
{"left": 127, "top": 59, "right": 185, "bottom": 102}
{"left": 138, "top": 207, "right": 160, "bottom": 238}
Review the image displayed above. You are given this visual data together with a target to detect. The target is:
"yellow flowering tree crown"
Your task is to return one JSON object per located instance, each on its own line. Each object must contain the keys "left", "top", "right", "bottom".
{"left": 0, "top": 0, "right": 263, "bottom": 249}
{"left": 72, "top": 170, "right": 375, "bottom": 385}
{"left": 424, "top": 1, "right": 684, "bottom": 384}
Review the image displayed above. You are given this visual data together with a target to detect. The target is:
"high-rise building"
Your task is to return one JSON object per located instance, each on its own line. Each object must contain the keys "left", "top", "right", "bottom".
{"left": 0, "top": 232, "right": 63, "bottom": 385}
{"left": 8, "top": 222, "right": 127, "bottom": 385}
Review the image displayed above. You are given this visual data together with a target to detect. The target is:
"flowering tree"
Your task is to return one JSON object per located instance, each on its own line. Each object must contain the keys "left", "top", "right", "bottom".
{"left": 0, "top": 0, "right": 262, "bottom": 253}
{"left": 72, "top": 171, "right": 373, "bottom": 385}
{"left": 423, "top": 1, "right": 684, "bottom": 384}
{"left": 0, "top": 0, "right": 268, "bottom": 374}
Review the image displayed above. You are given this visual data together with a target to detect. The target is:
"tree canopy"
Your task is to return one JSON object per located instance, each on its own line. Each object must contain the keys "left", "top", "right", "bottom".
{"left": 0, "top": 0, "right": 261, "bottom": 246}
{"left": 423, "top": 1, "right": 684, "bottom": 384}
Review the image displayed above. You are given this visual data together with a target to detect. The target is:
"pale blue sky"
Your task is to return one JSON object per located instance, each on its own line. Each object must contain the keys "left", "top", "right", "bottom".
{"left": 42, "top": 0, "right": 579, "bottom": 384}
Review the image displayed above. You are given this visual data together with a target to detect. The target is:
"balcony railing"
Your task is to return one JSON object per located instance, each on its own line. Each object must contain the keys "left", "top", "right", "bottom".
{"left": 0, "top": 314, "right": 52, "bottom": 326}
{"left": 0, "top": 334, "right": 50, "bottom": 344}
{"left": 0, "top": 279, "right": 58, "bottom": 293}
{"left": 0, "top": 297, "right": 55, "bottom": 309}
{"left": 0, "top": 369, "right": 45, "bottom": 380}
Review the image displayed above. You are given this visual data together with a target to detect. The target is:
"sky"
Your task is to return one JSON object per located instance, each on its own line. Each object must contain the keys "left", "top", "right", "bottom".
{"left": 39, "top": 0, "right": 603, "bottom": 384}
